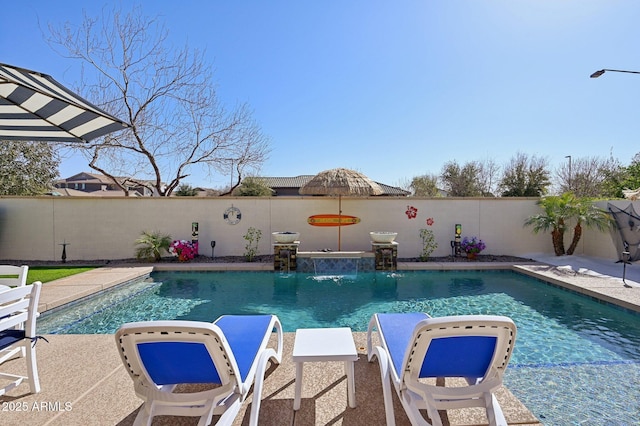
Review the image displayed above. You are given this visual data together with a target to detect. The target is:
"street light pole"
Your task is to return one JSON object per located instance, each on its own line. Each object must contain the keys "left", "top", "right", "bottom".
{"left": 565, "top": 155, "right": 572, "bottom": 191}
{"left": 590, "top": 68, "right": 640, "bottom": 78}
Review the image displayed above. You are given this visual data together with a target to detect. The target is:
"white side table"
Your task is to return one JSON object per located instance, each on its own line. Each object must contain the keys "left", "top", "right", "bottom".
{"left": 292, "top": 327, "right": 359, "bottom": 410}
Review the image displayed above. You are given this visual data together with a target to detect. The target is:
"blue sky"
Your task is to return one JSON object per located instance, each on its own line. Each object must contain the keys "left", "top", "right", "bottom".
{"left": 2, "top": 1, "right": 640, "bottom": 189}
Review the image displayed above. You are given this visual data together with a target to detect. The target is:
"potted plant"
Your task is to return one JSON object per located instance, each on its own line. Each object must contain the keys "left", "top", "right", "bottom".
{"left": 460, "top": 236, "right": 485, "bottom": 259}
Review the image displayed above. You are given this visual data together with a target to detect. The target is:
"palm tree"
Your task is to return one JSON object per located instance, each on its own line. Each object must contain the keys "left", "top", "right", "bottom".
{"left": 135, "top": 231, "right": 172, "bottom": 261}
{"left": 565, "top": 198, "right": 614, "bottom": 255}
{"left": 524, "top": 193, "right": 574, "bottom": 256}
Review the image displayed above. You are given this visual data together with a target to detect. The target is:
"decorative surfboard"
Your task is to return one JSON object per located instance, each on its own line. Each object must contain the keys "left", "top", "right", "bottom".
{"left": 307, "top": 214, "right": 361, "bottom": 227}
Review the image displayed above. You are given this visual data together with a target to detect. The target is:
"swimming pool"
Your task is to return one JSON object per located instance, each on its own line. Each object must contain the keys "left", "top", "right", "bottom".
{"left": 39, "top": 270, "right": 640, "bottom": 425}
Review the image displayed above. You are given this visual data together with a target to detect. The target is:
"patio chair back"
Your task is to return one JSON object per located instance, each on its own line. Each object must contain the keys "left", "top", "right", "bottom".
{"left": 404, "top": 315, "right": 516, "bottom": 385}
{"left": 0, "top": 265, "right": 28, "bottom": 289}
{"left": 115, "top": 316, "right": 282, "bottom": 426}
{"left": 117, "top": 321, "right": 242, "bottom": 390}
{"left": 0, "top": 282, "right": 42, "bottom": 395}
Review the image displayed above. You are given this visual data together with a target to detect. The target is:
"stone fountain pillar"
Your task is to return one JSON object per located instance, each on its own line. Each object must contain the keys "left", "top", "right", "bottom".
{"left": 372, "top": 242, "right": 398, "bottom": 271}
{"left": 274, "top": 242, "right": 299, "bottom": 271}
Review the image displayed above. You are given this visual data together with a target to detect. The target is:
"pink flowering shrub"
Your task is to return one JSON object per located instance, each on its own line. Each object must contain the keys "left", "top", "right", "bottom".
{"left": 169, "top": 240, "right": 197, "bottom": 261}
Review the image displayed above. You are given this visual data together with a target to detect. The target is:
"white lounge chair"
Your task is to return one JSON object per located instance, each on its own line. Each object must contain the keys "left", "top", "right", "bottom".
{"left": 115, "top": 314, "right": 283, "bottom": 426}
{"left": 367, "top": 313, "right": 517, "bottom": 426}
{"left": 0, "top": 265, "right": 28, "bottom": 292}
{"left": 0, "top": 281, "right": 43, "bottom": 395}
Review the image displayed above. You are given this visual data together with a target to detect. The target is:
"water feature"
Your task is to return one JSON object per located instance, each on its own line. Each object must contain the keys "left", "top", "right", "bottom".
{"left": 279, "top": 249, "right": 291, "bottom": 273}
{"left": 378, "top": 248, "right": 394, "bottom": 270}
{"left": 312, "top": 257, "right": 359, "bottom": 277}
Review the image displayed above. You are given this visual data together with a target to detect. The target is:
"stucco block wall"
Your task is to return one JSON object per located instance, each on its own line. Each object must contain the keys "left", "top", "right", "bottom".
{"left": 0, "top": 196, "right": 632, "bottom": 262}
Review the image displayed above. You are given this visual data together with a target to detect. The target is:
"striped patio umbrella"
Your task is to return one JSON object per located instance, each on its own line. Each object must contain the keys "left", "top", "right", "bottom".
{"left": 300, "top": 168, "right": 384, "bottom": 250}
{"left": 0, "top": 62, "right": 129, "bottom": 143}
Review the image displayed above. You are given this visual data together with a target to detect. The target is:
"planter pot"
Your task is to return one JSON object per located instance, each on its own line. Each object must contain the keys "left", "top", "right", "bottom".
{"left": 467, "top": 253, "right": 477, "bottom": 260}
{"left": 272, "top": 232, "right": 300, "bottom": 244}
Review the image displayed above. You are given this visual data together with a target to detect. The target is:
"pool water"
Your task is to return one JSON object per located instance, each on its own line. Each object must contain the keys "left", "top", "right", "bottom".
{"left": 39, "top": 270, "right": 640, "bottom": 425}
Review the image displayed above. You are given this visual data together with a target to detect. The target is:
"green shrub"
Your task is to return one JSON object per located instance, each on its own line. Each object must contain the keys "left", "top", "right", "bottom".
{"left": 243, "top": 227, "right": 262, "bottom": 261}
{"left": 135, "top": 231, "right": 172, "bottom": 261}
{"left": 419, "top": 228, "right": 438, "bottom": 261}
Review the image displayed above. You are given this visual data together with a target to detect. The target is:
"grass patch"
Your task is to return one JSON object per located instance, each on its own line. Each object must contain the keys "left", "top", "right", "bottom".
{"left": 27, "top": 266, "right": 97, "bottom": 284}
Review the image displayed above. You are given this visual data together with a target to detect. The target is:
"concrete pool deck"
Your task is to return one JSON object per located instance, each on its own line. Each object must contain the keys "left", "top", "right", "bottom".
{"left": 2, "top": 254, "right": 639, "bottom": 425}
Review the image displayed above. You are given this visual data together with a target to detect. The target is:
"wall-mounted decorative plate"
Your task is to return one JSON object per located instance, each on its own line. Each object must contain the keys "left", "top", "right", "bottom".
{"left": 224, "top": 206, "right": 241, "bottom": 225}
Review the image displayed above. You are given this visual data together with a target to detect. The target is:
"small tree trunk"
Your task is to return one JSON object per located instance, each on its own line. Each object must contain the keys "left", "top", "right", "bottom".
{"left": 566, "top": 222, "right": 582, "bottom": 255}
{"left": 551, "top": 227, "right": 565, "bottom": 256}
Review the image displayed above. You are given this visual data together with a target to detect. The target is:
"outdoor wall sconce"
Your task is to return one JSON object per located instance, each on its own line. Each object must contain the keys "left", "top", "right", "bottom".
{"left": 192, "top": 222, "right": 199, "bottom": 255}
{"left": 451, "top": 224, "right": 462, "bottom": 257}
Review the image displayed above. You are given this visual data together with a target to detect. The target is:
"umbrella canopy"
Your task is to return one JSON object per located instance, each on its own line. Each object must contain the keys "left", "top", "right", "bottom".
{"left": 299, "top": 168, "right": 384, "bottom": 197}
{"left": 0, "top": 62, "right": 129, "bottom": 143}
{"left": 300, "top": 168, "right": 384, "bottom": 250}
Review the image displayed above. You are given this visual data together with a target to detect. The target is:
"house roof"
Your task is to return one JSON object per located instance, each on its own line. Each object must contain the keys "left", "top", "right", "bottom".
{"left": 56, "top": 172, "right": 113, "bottom": 185}
{"left": 53, "top": 172, "right": 157, "bottom": 196}
{"left": 253, "top": 175, "right": 410, "bottom": 196}
{"left": 55, "top": 172, "right": 157, "bottom": 187}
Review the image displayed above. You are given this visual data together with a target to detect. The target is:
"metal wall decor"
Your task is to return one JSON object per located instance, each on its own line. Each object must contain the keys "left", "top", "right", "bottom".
{"left": 223, "top": 206, "right": 241, "bottom": 225}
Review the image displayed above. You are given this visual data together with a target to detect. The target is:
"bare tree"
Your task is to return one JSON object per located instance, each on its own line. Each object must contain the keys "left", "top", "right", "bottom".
{"left": 394, "top": 177, "right": 413, "bottom": 194}
{"left": 556, "top": 156, "right": 613, "bottom": 198}
{"left": 47, "top": 8, "right": 270, "bottom": 196}
{"left": 477, "top": 157, "right": 500, "bottom": 196}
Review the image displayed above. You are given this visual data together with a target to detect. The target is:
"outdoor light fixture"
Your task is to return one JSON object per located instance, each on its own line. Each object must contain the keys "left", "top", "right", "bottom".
{"left": 590, "top": 68, "right": 640, "bottom": 78}
{"left": 451, "top": 224, "right": 462, "bottom": 258}
{"left": 59, "top": 240, "right": 70, "bottom": 263}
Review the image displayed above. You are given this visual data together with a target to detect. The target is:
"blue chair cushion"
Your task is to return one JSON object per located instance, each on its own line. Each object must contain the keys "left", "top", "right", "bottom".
{"left": 137, "top": 315, "right": 274, "bottom": 386}
{"left": 377, "top": 313, "right": 429, "bottom": 376}
{"left": 138, "top": 341, "right": 221, "bottom": 385}
{"left": 420, "top": 335, "right": 497, "bottom": 378}
{"left": 215, "top": 315, "right": 273, "bottom": 382}
{"left": 377, "top": 313, "right": 497, "bottom": 380}
{"left": 0, "top": 329, "right": 25, "bottom": 351}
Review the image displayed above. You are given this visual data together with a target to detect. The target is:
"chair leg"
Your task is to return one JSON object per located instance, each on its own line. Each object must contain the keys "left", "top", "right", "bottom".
{"left": 249, "top": 348, "right": 279, "bottom": 426}
{"left": 25, "top": 342, "right": 40, "bottom": 394}
{"left": 485, "top": 393, "right": 508, "bottom": 426}
{"left": 371, "top": 346, "right": 395, "bottom": 426}
{"left": 366, "top": 317, "right": 376, "bottom": 361}
{"left": 197, "top": 400, "right": 217, "bottom": 426}
{"left": 423, "top": 404, "right": 443, "bottom": 426}
{"left": 133, "top": 402, "right": 153, "bottom": 426}
{"left": 402, "top": 391, "right": 435, "bottom": 426}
